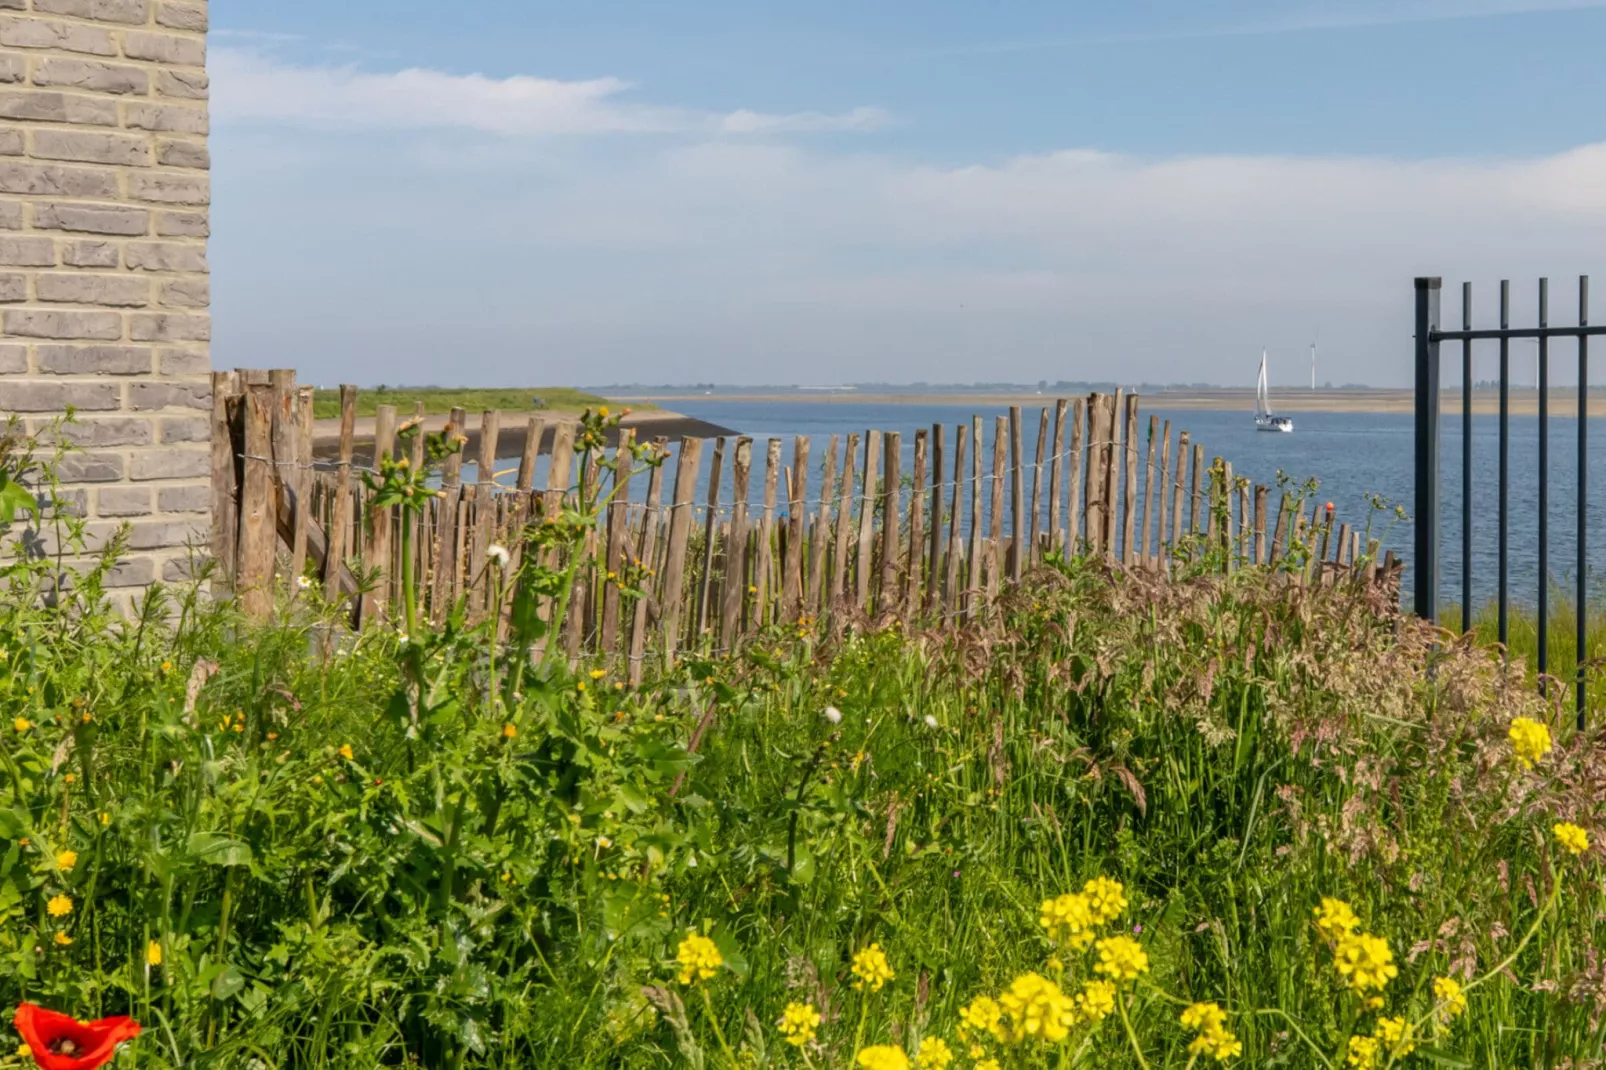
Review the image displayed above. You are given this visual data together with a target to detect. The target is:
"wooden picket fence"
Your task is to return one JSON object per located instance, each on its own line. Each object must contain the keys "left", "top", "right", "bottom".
{"left": 210, "top": 369, "right": 1399, "bottom": 678}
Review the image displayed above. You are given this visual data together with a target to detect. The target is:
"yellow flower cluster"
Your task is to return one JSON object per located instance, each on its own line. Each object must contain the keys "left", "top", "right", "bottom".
{"left": 1347, "top": 1016, "right": 1414, "bottom": 1068}
{"left": 1039, "top": 878, "right": 1128, "bottom": 951}
{"left": 957, "top": 995, "right": 1006, "bottom": 1043}
{"left": 1093, "top": 935, "right": 1149, "bottom": 983}
{"left": 777, "top": 1002, "right": 820, "bottom": 1047}
{"left": 1432, "top": 975, "right": 1466, "bottom": 1019}
{"left": 1075, "top": 980, "right": 1116, "bottom": 1023}
{"left": 1180, "top": 1002, "right": 1243, "bottom": 1063}
{"left": 1314, "top": 897, "right": 1360, "bottom": 941}
{"left": 675, "top": 933, "right": 723, "bottom": 986}
{"left": 1554, "top": 821, "right": 1590, "bottom": 856}
{"left": 856, "top": 1045, "right": 911, "bottom": 1070}
{"left": 1333, "top": 931, "right": 1398, "bottom": 994}
{"left": 914, "top": 1037, "right": 953, "bottom": 1069}
{"left": 998, "top": 973, "right": 1078, "bottom": 1043}
{"left": 1509, "top": 716, "right": 1553, "bottom": 769}
{"left": 852, "top": 943, "right": 896, "bottom": 992}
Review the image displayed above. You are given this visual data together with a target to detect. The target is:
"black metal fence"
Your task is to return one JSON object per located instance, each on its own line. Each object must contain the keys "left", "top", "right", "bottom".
{"left": 1414, "top": 275, "right": 1606, "bottom": 727}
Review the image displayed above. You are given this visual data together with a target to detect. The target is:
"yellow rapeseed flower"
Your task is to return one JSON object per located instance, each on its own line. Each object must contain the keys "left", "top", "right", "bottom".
{"left": 1082, "top": 876, "right": 1128, "bottom": 924}
{"left": 147, "top": 940, "right": 163, "bottom": 967}
{"left": 1346, "top": 1035, "right": 1380, "bottom": 1069}
{"left": 777, "top": 1001, "right": 820, "bottom": 1047}
{"left": 1509, "top": 717, "right": 1552, "bottom": 769}
{"left": 998, "top": 972, "right": 1077, "bottom": 1043}
{"left": 46, "top": 894, "right": 72, "bottom": 918}
{"left": 1433, "top": 975, "right": 1467, "bottom": 1019}
{"left": 1554, "top": 822, "right": 1590, "bottom": 856}
{"left": 1180, "top": 1002, "right": 1227, "bottom": 1035}
{"left": 1373, "top": 1016, "right": 1414, "bottom": 1060}
{"left": 1314, "top": 897, "right": 1361, "bottom": 941}
{"left": 1075, "top": 979, "right": 1116, "bottom": 1023}
{"left": 675, "top": 933, "right": 723, "bottom": 985}
{"left": 54, "top": 850, "right": 77, "bottom": 872}
{"left": 1093, "top": 935, "right": 1149, "bottom": 983}
{"left": 975, "top": 1061, "right": 1001, "bottom": 1070}
{"left": 1333, "top": 932, "right": 1397, "bottom": 993}
{"left": 958, "top": 995, "right": 1006, "bottom": 1043}
{"left": 851, "top": 943, "right": 895, "bottom": 992}
{"left": 914, "top": 1038, "right": 954, "bottom": 1070}
{"left": 12, "top": 717, "right": 30, "bottom": 733}
{"left": 856, "top": 1046, "right": 910, "bottom": 1070}
{"left": 1039, "top": 893, "right": 1097, "bottom": 951}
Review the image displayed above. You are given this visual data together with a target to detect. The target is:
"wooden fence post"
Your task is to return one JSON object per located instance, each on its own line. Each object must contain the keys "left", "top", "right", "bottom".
{"left": 694, "top": 438, "right": 726, "bottom": 641}
{"left": 1254, "top": 485, "right": 1269, "bottom": 565}
{"left": 830, "top": 432, "right": 857, "bottom": 613}
{"left": 659, "top": 438, "right": 704, "bottom": 667}
{"left": 1067, "top": 399, "right": 1085, "bottom": 552}
{"left": 755, "top": 439, "right": 781, "bottom": 626}
{"left": 362, "top": 404, "right": 396, "bottom": 626}
{"left": 945, "top": 421, "right": 967, "bottom": 612}
{"left": 718, "top": 438, "right": 753, "bottom": 646}
{"left": 966, "top": 416, "right": 983, "bottom": 610}
{"left": 1105, "top": 390, "right": 1123, "bottom": 559}
{"left": 808, "top": 435, "right": 838, "bottom": 617}
{"left": 880, "top": 431, "right": 901, "bottom": 612}
{"left": 1141, "top": 414, "right": 1158, "bottom": 566}
{"left": 209, "top": 370, "right": 238, "bottom": 589}
{"left": 1189, "top": 443, "right": 1205, "bottom": 536}
{"left": 906, "top": 429, "right": 926, "bottom": 614}
{"left": 430, "top": 408, "right": 467, "bottom": 623}
{"left": 989, "top": 416, "right": 1006, "bottom": 597}
{"left": 1048, "top": 399, "right": 1067, "bottom": 554}
{"left": 855, "top": 431, "right": 880, "bottom": 611}
{"left": 238, "top": 383, "right": 275, "bottom": 619}
{"left": 1008, "top": 405, "right": 1024, "bottom": 581}
{"left": 1122, "top": 394, "right": 1139, "bottom": 567}
{"left": 926, "top": 423, "right": 944, "bottom": 611}
{"left": 1084, "top": 394, "right": 1107, "bottom": 557}
{"left": 782, "top": 436, "right": 810, "bottom": 622}
{"left": 1028, "top": 407, "right": 1047, "bottom": 568}
{"left": 1155, "top": 420, "right": 1171, "bottom": 568}
{"left": 600, "top": 429, "right": 636, "bottom": 656}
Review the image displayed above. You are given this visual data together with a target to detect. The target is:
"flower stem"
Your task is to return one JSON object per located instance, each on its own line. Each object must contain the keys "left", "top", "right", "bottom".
{"left": 1115, "top": 991, "right": 1151, "bottom": 1070}
{"left": 700, "top": 986, "right": 738, "bottom": 1067}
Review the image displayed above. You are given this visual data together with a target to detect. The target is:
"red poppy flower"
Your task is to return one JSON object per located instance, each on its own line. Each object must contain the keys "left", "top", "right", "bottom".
{"left": 13, "top": 1003, "right": 140, "bottom": 1070}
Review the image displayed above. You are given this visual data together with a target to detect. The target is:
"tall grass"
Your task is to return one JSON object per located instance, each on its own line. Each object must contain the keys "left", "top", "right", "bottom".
{"left": 1448, "top": 593, "right": 1606, "bottom": 711}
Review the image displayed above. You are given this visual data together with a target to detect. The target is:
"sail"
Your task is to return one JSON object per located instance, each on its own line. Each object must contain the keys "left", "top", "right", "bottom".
{"left": 1256, "top": 351, "right": 1270, "bottom": 418}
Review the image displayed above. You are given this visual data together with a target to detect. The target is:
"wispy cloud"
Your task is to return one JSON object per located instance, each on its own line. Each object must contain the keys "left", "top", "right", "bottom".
{"left": 210, "top": 48, "right": 889, "bottom": 137}
{"left": 914, "top": 0, "right": 1606, "bottom": 58}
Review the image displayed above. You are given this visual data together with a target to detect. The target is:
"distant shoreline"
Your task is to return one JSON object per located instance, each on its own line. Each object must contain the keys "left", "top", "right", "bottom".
{"left": 610, "top": 387, "right": 1602, "bottom": 417}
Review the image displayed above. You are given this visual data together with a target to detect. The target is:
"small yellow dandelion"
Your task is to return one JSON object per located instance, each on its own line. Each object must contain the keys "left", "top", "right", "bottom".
{"left": 147, "top": 940, "right": 163, "bottom": 967}
{"left": 12, "top": 717, "right": 30, "bottom": 733}
{"left": 338, "top": 744, "right": 354, "bottom": 761}
{"left": 53, "top": 931, "right": 71, "bottom": 947}
{"left": 46, "top": 894, "right": 72, "bottom": 918}
{"left": 502, "top": 724, "right": 518, "bottom": 739}
{"left": 54, "top": 850, "right": 77, "bottom": 872}
{"left": 589, "top": 669, "right": 607, "bottom": 680}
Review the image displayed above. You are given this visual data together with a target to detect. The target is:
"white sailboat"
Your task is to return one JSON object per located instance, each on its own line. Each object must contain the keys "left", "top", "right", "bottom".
{"left": 1256, "top": 350, "right": 1294, "bottom": 433}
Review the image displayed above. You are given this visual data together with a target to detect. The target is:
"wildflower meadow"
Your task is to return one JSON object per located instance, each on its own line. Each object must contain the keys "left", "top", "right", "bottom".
{"left": 0, "top": 411, "right": 1603, "bottom": 1068}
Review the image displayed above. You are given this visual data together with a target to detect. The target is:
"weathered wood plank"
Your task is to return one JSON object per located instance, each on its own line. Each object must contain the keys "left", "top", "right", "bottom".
{"left": 659, "top": 437, "right": 704, "bottom": 667}
{"left": 782, "top": 436, "right": 809, "bottom": 622}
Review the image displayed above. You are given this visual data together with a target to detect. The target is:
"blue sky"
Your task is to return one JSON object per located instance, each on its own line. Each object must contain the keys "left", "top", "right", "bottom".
{"left": 209, "top": 1, "right": 1606, "bottom": 387}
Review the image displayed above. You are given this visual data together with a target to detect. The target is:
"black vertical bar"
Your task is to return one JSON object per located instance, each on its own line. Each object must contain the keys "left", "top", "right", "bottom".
{"left": 1539, "top": 277, "right": 1550, "bottom": 694}
{"left": 1499, "top": 280, "right": 1510, "bottom": 650}
{"left": 1462, "top": 281, "right": 1472, "bottom": 634}
{"left": 1415, "top": 277, "right": 1442, "bottom": 621}
{"left": 1578, "top": 275, "right": 1589, "bottom": 729}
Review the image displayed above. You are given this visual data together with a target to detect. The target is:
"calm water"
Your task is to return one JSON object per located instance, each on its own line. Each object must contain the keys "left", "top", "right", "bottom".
{"left": 476, "top": 398, "right": 1606, "bottom": 613}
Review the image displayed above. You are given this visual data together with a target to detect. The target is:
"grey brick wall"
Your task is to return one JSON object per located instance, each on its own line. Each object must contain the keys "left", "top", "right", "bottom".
{"left": 0, "top": 0, "right": 209, "bottom": 596}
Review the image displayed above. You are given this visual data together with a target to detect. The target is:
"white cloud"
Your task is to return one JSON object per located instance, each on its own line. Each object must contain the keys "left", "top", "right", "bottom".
{"left": 209, "top": 48, "right": 888, "bottom": 136}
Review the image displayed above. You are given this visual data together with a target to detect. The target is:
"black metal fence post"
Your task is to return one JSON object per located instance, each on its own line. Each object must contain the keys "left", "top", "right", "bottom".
{"left": 1462, "top": 282, "right": 1472, "bottom": 634}
{"left": 1415, "top": 277, "right": 1442, "bottom": 621}
{"left": 1539, "top": 277, "right": 1550, "bottom": 692}
{"left": 1579, "top": 275, "right": 1589, "bottom": 729}
{"left": 1498, "top": 280, "right": 1510, "bottom": 651}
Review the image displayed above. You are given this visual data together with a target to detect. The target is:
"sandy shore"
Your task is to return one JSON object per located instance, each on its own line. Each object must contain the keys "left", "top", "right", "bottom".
{"left": 310, "top": 408, "right": 733, "bottom": 466}
{"left": 611, "top": 388, "right": 1600, "bottom": 418}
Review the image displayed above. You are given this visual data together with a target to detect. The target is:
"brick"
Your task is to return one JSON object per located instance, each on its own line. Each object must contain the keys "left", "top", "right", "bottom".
{"left": 31, "top": 129, "right": 149, "bottom": 167}
{"left": 158, "top": 414, "right": 206, "bottom": 441}
{"left": 0, "top": 271, "right": 24, "bottom": 301}
{"left": 157, "top": 483, "right": 207, "bottom": 512}
{"left": 155, "top": 2, "right": 205, "bottom": 31}
{"left": 157, "top": 346, "right": 205, "bottom": 374}
{"left": 0, "top": 1, "right": 20, "bottom": 9}
{"left": 57, "top": 416, "right": 152, "bottom": 448}
{"left": 34, "top": 201, "right": 149, "bottom": 236}
{"left": 34, "top": 0, "right": 150, "bottom": 25}
{"left": 36, "top": 343, "right": 150, "bottom": 373}
{"left": 102, "top": 557, "right": 155, "bottom": 588}
{"left": 129, "top": 171, "right": 208, "bottom": 205}
{"left": 33, "top": 57, "right": 149, "bottom": 96}
{"left": 129, "top": 446, "right": 206, "bottom": 479}
{"left": 0, "top": 379, "right": 117, "bottom": 410}
{"left": 161, "top": 555, "right": 207, "bottom": 583}
{"left": 40, "top": 487, "right": 86, "bottom": 517}
{"left": 0, "top": 127, "right": 21, "bottom": 156}
{"left": 122, "top": 31, "right": 204, "bottom": 67}
{"left": 127, "top": 378, "right": 206, "bottom": 409}
{"left": 96, "top": 485, "right": 151, "bottom": 515}
{"left": 155, "top": 69, "right": 206, "bottom": 100}
{"left": 0, "top": 201, "right": 20, "bottom": 229}
{"left": 155, "top": 210, "right": 205, "bottom": 237}
{"left": 0, "top": 90, "right": 117, "bottom": 126}
{"left": 0, "top": 16, "right": 117, "bottom": 57}
{"left": 130, "top": 311, "right": 206, "bottom": 341}
{"left": 37, "top": 272, "right": 149, "bottom": 307}
{"left": 2, "top": 308, "right": 120, "bottom": 339}
{"left": 56, "top": 451, "right": 122, "bottom": 482}
{"left": 0, "top": 235, "right": 55, "bottom": 266}
{"left": 126, "top": 518, "right": 207, "bottom": 550}
{"left": 0, "top": 342, "right": 23, "bottom": 373}
{"left": 158, "top": 277, "right": 204, "bottom": 308}
{"left": 0, "top": 160, "right": 118, "bottom": 198}
{"left": 126, "top": 240, "right": 205, "bottom": 272}
{"left": 156, "top": 139, "right": 207, "bottom": 170}
{"left": 124, "top": 101, "right": 207, "bottom": 135}
{"left": 63, "top": 240, "right": 117, "bottom": 267}
{"left": 0, "top": 53, "right": 22, "bottom": 84}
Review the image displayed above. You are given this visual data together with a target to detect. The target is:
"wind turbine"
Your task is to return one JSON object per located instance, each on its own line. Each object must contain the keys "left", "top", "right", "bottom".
{"left": 1310, "top": 342, "right": 1317, "bottom": 391}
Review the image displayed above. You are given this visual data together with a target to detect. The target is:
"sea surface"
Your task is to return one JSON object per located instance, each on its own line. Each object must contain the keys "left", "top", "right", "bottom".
{"left": 475, "top": 398, "right": 1606, "bottom": 613}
